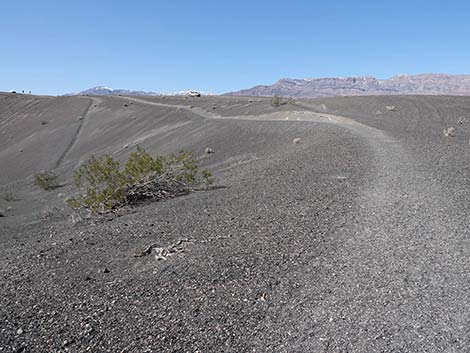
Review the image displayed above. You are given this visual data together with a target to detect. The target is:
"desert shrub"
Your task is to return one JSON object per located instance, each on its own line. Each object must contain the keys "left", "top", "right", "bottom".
{"left": 201, "top": 169, "right": 215, "bottom": 188}
{"left": 67, "top": 146, "right": 214, "bottom": 214}
{"left": 69, "top": 155, "right": 126, "bottom": 211}
{"left": 123, "top": 146, "right": 164, "bottom": 181}
{"left": 271, "top": 96, "right": 282, "bottom": 107}
{"left": 34, "top": 171, "right": 59, "bottom": 190}
{"left": 271, "top": 95, "right": 295, "bottom": 107}
{"left": 2, "top": 192, "right": 17, "bottom": 202}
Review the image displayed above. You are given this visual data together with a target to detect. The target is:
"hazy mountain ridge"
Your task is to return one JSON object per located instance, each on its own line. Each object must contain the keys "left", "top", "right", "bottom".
{"left": 66, "top": 86, "right": 210, "bottom": 96}
{"left": 226, "top": 74, "right": 470, "bottom": 98}
{"left": 66, "top": 86, "right": 159, "bottom": 96}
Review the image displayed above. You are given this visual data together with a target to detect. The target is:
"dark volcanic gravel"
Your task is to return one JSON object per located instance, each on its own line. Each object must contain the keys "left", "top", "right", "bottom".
{"left": 2, "top": 94, "right": 470, "bottom": 352}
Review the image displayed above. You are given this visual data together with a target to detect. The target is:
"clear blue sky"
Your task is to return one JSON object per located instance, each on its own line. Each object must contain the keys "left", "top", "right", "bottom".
{"left": 1, "top": 0, "right": 470, "bottom": 95}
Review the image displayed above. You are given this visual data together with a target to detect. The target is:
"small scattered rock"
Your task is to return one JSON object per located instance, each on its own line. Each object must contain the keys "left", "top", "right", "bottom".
{"left": 293, "top": 138, "right": 301, "bottom": 144}
{"left": 155, "top": 248, "right": 167, "bottom": 261}
{"left": 123, "top": 103, "right": 128, "bottom": 107}
{"left": 386, "top": 105, "right": 396, "bottom": 112}
{"left": 444, "top": 127, "right": 455, "bottom": 137}
{"left": 103, "top": 268, "right": 110, "bottom": 274}
{"left": 17, "top": 328, "right": 23, "bottom": 335}
{"left": 205, "top": 147, "right": 214, "bottom": 154}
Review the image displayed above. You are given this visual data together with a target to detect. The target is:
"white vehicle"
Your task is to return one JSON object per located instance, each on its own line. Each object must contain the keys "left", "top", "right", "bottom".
{"left": 188, "top": 90, "right": 201, "bottom": 97}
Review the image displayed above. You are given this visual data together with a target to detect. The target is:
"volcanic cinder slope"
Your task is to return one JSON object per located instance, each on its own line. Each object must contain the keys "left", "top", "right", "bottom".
{"left": 2, "top": 92, "right": 470, "bottom": 352}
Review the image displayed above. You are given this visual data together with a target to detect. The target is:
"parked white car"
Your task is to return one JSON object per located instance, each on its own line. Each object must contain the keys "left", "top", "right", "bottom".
{"left": 188, "top": 90, "right": 201, "bottom": 97}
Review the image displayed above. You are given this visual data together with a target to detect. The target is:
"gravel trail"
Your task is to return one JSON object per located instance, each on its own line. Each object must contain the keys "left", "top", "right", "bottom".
{"left": 256, "top": 117, "right": 470, "bottom": 351}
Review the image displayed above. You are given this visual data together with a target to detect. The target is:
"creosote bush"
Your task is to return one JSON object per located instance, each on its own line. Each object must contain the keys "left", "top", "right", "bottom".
{"left": 271, "top": 95, "right": 295, "bottom": 107}
{"left": 67, "top": 146, "right": 214, "bottom": 214}
{"left": 34, "top": 171, "right": 59, "bottom": 191}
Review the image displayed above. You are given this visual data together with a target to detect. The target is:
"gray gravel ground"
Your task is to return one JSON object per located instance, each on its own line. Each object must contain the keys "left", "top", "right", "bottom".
{"left": 1, "top": 93, "right": 470, "bottom": 352}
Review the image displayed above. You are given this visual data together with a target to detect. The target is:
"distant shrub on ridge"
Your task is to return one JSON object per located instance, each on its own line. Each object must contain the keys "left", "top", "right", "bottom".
{"left": 271, "top": 95, "right": 295, "bottom": 107}
{"left": 34, "top": 171, "right": 60, "bottom": 191}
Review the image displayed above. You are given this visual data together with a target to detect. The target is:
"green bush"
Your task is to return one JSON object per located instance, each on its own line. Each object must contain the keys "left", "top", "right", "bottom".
{"left": 34, "top": 171, "right": 59, "bottom": 191}
{"left": 271, "top": 95, "right": 295, "bottom": 107}
{"left": 271, "top": 96, "right": 282, "bottom": 107}
{"left": 67, "top": 146, "right": 214, "bottom": 214}
{"left": 124, "top": 146, "right": 164, "bottom": 180}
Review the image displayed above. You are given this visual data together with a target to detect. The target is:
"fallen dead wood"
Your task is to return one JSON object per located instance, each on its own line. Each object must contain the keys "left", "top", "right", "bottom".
{"left": 134, "top": 239, "right": 189, "bottom": 260}
{"left": 123, "top": 174, "right": 190, "bottom": 206}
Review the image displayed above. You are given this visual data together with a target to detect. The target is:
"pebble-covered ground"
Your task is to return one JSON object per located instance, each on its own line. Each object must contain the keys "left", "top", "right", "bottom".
{"left": 2, "top": 94, "right": 470, "bottom": 352}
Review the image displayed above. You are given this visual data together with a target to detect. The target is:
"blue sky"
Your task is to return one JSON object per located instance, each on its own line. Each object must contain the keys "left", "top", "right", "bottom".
{"left": 1, "top": 0, "right": 470, "bottom": 95}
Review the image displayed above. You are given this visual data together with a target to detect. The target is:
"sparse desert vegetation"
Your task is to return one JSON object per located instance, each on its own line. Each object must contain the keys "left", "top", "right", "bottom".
{"left": 67, "top": 146, "right": 214, "bottom": 214}
{"left": 271, "top": 95, "right": 295, "bottom": 107}
{"left": 34, "top": 170, "right": 60, "bottom": 190}
{"left": 2, "top": 192, "right": 18, "bottom": 202}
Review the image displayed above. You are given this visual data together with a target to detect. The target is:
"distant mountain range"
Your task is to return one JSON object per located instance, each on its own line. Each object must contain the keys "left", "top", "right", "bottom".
{"left": 226, "top": 74, "right": 470, "bottom": 98}
{"left": 66, "top": 86, "right": 210, "bottom": 97}
{"left": 65, "top": 86, "right": 159, "bottom": 96}
{"left": 68, "top": 74, "right": 470, "bottom": 99}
